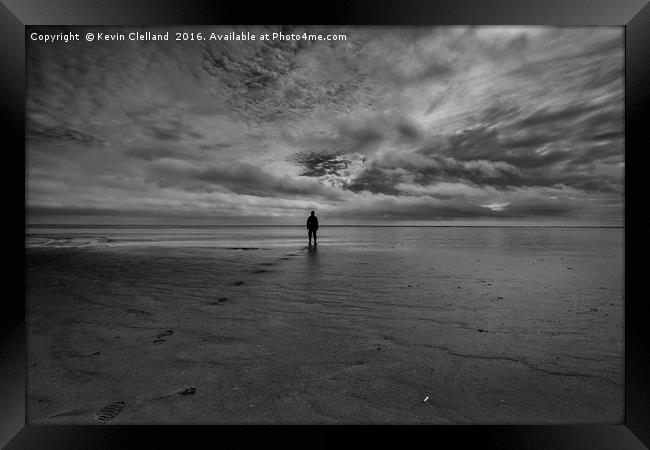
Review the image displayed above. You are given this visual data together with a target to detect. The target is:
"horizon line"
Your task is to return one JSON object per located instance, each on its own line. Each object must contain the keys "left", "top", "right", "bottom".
{"left": 26, "top": 224, "right": 624, "bottom": 228}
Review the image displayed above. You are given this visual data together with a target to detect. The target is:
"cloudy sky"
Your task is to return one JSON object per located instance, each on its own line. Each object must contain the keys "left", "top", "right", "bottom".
{"left": 27, "top": 26, "right": 624, "bottom": 225}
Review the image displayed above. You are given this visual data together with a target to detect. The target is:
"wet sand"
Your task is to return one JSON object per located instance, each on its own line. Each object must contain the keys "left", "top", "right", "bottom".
{"left": 26, "top": 231, "right": 624, "bottom": 424}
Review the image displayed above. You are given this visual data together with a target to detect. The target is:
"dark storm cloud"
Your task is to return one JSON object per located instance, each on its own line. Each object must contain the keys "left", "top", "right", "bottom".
{"left": 292, "top": 151, "right": 354, "bottom": 178}
{"left": 335, "top": 88, "right": 622, "bottom": 195}
{"left": 503, "top": 198, "right": 578, "bottom": 217}
{"left": 335, "top": 115, "right": 424, "bottom": 153}
{"left": 391, "top": 86, "right": 623, "bottom": 194}
{"left": 28, "top": 206, "right": 157, "bottom": 217}
{"left": 28, "top": 121, "right": 104, "bottom": 146}
{"left": 123, "top": 109, "right": 207, "bottom": 142}
{"left": 338, "top": 123, "right": 384, "bottom": 150}
{"left": 516, "top": 103, "right": 605, "bottom": 128}
{"left": 148, "top": 158, "right": 340, "bottom": 199}
{"left": 345, "top": 163, "right": 405, "bottom": 195}
{"left": 343, "top": 199, "right": 496, "bottom": 220}
{"left": 395, "top": 122, "right": 421, "bottom": 142}
{"left": 441, "top": 117, "right": 622, "bottom": 171}
{"left": 334, "top": 192, "right": 578, "bottom": 221}
{"left": 353, "top": 146, "right": 622, "bottom": 195}
{"left": 479, "top": 103, "right": 522, "bottom": 126}
{"left": 147, "top": 123, "right": 204, "bottom": 142}
{"left": 346, "top": 155, "right": 527, "bottom": 194}
{"left": 567, "top": 145, "right": 623, "bottom": 166}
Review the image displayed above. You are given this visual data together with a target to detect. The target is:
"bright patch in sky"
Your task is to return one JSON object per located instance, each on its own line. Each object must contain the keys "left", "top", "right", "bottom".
{"left": 483, "top": 202, "right": 511, "bottom": 212}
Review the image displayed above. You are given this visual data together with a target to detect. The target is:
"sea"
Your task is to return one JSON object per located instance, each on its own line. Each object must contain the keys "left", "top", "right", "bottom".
{"left": 25, "top": 224, "right": 624, "bottom": 255}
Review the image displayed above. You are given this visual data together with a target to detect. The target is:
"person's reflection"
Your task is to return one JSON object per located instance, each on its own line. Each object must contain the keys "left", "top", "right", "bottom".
{"left": 306, "top": 244, "right": 319, "bottom": 270}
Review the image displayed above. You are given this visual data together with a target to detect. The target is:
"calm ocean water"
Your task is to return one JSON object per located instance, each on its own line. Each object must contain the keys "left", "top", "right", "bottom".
{"left": 25, "top": 225, "right": 623, "bottom": 256}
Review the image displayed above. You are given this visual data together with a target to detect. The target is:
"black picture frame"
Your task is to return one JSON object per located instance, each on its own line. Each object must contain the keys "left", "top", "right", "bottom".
{"left": 3, "top": 0, "right": 648, "bottom": 448}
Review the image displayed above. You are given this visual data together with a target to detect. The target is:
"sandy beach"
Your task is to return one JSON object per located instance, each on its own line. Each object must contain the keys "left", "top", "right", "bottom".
{"left": 26, "top": 226, "right": 624, "bottom": 424}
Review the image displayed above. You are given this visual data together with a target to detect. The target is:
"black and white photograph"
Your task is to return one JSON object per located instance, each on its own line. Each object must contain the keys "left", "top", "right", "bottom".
{"left": 25, "top": 25, "right": 625, "bottom": 424}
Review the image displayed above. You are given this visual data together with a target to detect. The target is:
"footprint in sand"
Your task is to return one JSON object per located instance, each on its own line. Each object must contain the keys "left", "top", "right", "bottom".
{"left": 94, "top": 401, "right": 126, "bottom": 424}
{"left": 178, "top": 386, "right": 196, "bottom": 395}
{"left": 153, "top": 330, "right": 174, "bottom": 344}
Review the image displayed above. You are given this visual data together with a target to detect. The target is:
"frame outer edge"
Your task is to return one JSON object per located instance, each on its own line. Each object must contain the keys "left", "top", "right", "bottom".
{"left": 0, "top": 1, "right": 26, "bottom": 447}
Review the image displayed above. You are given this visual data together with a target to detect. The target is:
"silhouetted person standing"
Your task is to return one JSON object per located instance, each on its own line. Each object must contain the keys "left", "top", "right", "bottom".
{"left": 307, "top": 211, "right": 319, "bottom": 246}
